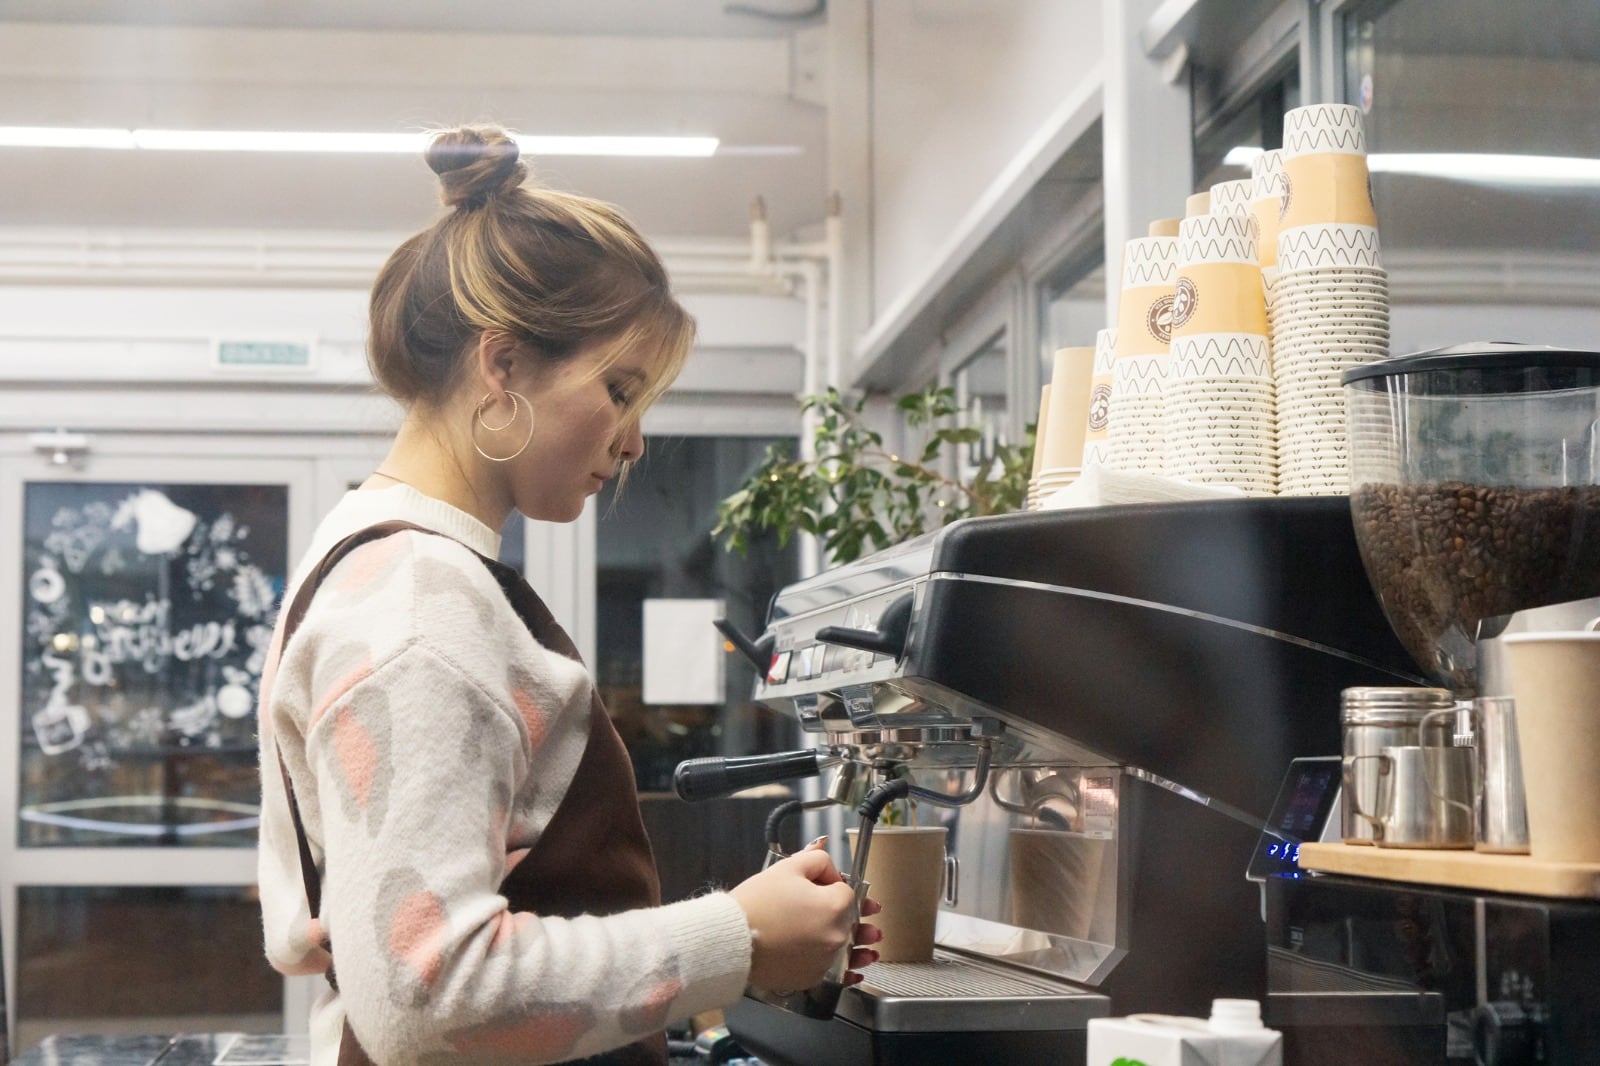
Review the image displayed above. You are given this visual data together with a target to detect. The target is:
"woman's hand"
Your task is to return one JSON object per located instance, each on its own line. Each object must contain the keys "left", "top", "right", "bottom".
{"left": 729, "top": 838, "right": 884, "bottom": 991}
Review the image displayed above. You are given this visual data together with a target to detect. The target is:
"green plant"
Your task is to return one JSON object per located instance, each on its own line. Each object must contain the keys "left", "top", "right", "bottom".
{"left": 713, "top": 386, "right": 1035, "bottom": 568}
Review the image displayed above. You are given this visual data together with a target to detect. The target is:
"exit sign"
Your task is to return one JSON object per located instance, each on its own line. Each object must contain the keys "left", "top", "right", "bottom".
{"left": 212, "top": 338, "right": 317, "bottom": 372}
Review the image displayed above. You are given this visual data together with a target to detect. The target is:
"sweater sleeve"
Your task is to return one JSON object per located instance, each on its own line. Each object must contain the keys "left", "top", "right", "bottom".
{"left": 300, "top": 540, "right": 751, "bottom": 1064}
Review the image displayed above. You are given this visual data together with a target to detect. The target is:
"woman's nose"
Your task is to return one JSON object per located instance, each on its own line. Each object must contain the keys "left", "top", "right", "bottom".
{"left": 616, "top": 420, "right": 644, "bottom": 462}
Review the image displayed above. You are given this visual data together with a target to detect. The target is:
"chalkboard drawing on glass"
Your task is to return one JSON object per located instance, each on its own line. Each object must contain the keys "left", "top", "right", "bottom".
{"left": 19, "top": 481, "right": 289, "bottom": 847}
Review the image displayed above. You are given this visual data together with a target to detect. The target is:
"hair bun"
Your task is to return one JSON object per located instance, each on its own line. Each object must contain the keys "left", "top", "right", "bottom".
{"left": 426, "top": 126, "right": 527, "bottom": 210}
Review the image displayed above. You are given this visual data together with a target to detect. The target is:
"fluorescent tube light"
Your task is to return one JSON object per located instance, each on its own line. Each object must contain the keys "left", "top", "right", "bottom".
{"left": 0, "top": 126, "right": 135, "bottom": 149}
{"left": 1222, "top": 145, "right": 1600, "bottom": 187}
{"left": 0, "top": 126, "right": 719, "bottom": 157}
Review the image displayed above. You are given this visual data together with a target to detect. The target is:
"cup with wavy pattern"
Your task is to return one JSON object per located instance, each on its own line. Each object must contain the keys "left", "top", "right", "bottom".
{"left": 1080, "top": 328, "right": 1118, "bottom": 471}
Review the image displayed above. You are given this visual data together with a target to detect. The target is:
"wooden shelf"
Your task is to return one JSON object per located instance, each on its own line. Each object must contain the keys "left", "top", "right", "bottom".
{"left": 1297, "top": 841, "right": 1600, "bottom": 900}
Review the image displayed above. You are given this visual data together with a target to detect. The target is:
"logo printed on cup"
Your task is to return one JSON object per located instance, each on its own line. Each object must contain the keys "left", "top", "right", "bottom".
{"left": 1171, "top": 277, "right": 1199, "bottom": 330}
{"left": 1088, "top": 384, "right": 1112, "bottom": 432}
{"left": 1279, "top": 172, "right": 1292, "bottom": 222}
{"left": 1146, "top": 294, "right": 1175, "bottom": 343}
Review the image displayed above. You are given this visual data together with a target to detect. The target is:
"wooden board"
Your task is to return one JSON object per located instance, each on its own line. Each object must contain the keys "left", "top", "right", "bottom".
{"left": 1297, "top": 841, "right": 1600, "bottom": 899}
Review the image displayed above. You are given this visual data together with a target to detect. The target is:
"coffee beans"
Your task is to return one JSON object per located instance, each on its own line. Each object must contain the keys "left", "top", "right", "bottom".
{"left": 1352, "top": 481, "right": 1600, "bottom": 690}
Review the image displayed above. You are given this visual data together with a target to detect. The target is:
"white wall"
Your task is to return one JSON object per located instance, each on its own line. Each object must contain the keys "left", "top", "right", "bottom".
{"left": 869, "top": 0, "right": 1102, "bottom": 322}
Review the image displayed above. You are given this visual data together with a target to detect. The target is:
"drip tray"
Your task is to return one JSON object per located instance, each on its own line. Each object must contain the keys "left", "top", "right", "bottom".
{"left": 838, "top": 948, "right": 1109, "bottom": 1032}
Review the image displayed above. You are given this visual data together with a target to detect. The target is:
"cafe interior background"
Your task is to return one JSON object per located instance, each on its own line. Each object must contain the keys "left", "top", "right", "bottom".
{"left": 0, "top": 0, "right": 1596, "bottom": 1052}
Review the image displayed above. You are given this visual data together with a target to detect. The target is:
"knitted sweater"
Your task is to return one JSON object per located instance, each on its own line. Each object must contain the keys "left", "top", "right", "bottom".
{"left": 257, "top": 485, "right": 752, "bottom": 1065}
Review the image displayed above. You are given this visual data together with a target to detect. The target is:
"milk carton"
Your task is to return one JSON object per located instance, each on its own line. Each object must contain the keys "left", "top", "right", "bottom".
{"left": 1087, "top": 999, "right": 1283, "bottom": 1066}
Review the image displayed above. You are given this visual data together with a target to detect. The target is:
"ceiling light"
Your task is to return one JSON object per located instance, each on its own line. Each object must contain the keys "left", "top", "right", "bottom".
{"left": 1222, "top": 146, "right": 1600, "bottom": 186}
{"left": 0, "top": 127, "right": 719, "bottom": 157}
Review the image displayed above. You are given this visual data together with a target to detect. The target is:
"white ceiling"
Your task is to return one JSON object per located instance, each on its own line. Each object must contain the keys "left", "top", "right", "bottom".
{"left": 0, "top": 1, "right": 829, "bottom": 241}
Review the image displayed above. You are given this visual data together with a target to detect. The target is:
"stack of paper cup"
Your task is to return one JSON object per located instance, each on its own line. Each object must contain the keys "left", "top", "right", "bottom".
{"left": 1273, "top": 103, "right": 1389, "bottom": 496}
{"left": 1162, "top": 213, "right": 1276, "bottom": 495}
{"left": 1080, "top": 328, "right": 1117, "bottom": 470}
{"left": 1250, "top": 149, "right": 1287, "bottom": 281}
{"left": 1109, "top": 237, "right": 1178, "bottom": 474}
{"left": 1026, "top": 384, "right": 1051, "bottom": 510}
{"left": 1209, "top": 178, "right": 1253, "bottom": 220}
{"left": 1034, "top": 346, "right": 1096, "bottom": 502}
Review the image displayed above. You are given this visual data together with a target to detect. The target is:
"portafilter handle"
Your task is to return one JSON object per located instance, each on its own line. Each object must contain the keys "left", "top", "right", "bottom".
{"left": 673, "top": 750, "right": 839, "bottom": 803}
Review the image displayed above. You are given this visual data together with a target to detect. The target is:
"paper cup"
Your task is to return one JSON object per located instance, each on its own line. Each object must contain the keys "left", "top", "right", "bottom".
{"left": 1030, "top": 384, "right": 1051, "bottom": 480}
{"left": 1082, "top": 328, "right": 1118, "bottom": 468}
{"left": 1502, "top": 633, "right": 1600, "bottom": 863}
{"left": 1209, "top": 178, "right": 1253, "bottom": 219}
{"left": 1251, "top": 150, "right": 1287, "bottom": 270}
{"left": 847, "top": 826, "right": 948, "bottom": 962}
{"left": 1278, "top": 223, "right": 1383, "bottom": 271}
{"left": 1281, "top": 152, "right": 1378, "bottom": 230}
{"left": 1185, "top": 190, "right": 1211, "bottom": 218}
{"left": 1117, "top": 238, "right": 1179, "bottom": 357}
{"left": 1042, "top": 347, "right": 1096, "bottom": 470}
{"left": 1283, "top": 103, "right": 1368, "bottom": 158}
{"left": 1171, "top": 266, "right": 1269, "bottom": 339}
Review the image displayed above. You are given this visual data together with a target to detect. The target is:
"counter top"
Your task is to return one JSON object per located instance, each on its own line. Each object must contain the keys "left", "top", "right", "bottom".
{"left": 12, "top": 1035, "right": 709, "bottom": 1066}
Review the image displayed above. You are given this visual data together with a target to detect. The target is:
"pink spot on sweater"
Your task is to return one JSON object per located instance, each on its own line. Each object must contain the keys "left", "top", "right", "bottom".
{"left": 306, "top": 917, "right": 327, "bottom": 950}
{"left": 332, "top": 709, "right": 379, "bottom": 808}
{"left": 309, "top": 656, "right": 372, "bottom": 728}
{"left": 389, "top": 890, "right": 448, "bottom": 987}
{"left": 446, "top": 1013, "right": 587, "bottom": 1057}
{"left": 334, "top": 536, "right": 402, "bottom": 593}
{"left": 503, "top": 848, "right": 530, "bottom": 879}
{"left": 510, "top": 688, "right": 548, "bottom": 749}
{"left": 623, "top": 978, "right": 684, "bottom": 1032}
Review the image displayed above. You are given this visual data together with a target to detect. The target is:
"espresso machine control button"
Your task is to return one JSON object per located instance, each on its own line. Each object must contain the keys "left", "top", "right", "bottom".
{"left": 1473, "top": 1000, "right": 1535, "bottom": 1066}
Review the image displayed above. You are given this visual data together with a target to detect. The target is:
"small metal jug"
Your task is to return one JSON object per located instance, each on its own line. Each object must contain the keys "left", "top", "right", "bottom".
{"left": 1351, "top": 743, "right": 1476, "bottom": 848}
{"left": 1470, "top": 697, "right": 1530, "bottom": 854}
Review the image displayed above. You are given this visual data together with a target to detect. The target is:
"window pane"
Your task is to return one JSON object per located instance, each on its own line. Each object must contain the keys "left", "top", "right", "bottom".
{"left": 1344, "top": 0, "right": 1600, "bottom": 340}
{"left": 594, "top": 437, "right": 798, "bottom": 794}
{"left": 15, "top": 885, "right": 282, "bottom": 1050}
{"left": 20, "top": 482, "right": 288, "bottom": 847}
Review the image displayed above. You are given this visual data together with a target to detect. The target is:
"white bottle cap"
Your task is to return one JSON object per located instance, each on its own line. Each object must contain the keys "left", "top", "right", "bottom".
{"left": 1209, "top": 998, "right": 1264, "bottom": 1032}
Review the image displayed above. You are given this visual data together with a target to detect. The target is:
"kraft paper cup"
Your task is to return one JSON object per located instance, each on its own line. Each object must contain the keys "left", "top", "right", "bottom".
{"left": 1281, "top": 153, "right": 1378, "bottom": 230}
{"left": 1185, "top": 190, "right": 1212, "bottom": 218}
{"left": 1209, "top": 178, "right": 1253, "bottom": 219}
{"left": 1502, "top": 632, "right": 1600, "bottom": 864}
{"left": 847, "top": 826, "right": 948, "bottom": 963}
{"left": 1117, "top": 237, "right": 1179, "bottom": 358}
{"left": 1278, "top": 223, "right": 1383, "bottom": 271}
{"left": 1082, "top": 328, "right": 1117, "bottom": 468}
{"left": 1147, "top": 218, "right": 1182, "bottom": 237}
{"left": 1283, "top": 103, "right": 1369, "bottom": 157}
{"left": 1042, "top": 346, "right": 1096, "bottom": 470}
{"left": 1250, "top": 149, "right": 1287, "bottom": 269}
{"left": 1030, "top": 384, "right": 1051, "bottom": 481}
{"left": 1171, "top": 264, "right": 1269, "bottom": 339}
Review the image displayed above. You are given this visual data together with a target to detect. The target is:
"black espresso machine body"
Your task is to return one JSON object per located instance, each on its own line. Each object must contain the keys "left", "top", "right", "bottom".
{"left": 727, "top": 498, "right": 1427, "bottom": 1066}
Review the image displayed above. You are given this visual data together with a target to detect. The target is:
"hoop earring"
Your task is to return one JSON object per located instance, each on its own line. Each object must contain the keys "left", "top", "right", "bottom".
{"left": 472, "top": 390, "right": 535, "bottom": 462}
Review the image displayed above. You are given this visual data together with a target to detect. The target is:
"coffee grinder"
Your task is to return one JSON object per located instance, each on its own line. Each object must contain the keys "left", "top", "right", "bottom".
{"left": 1254, "top": 344, "right": 1600, "bottom": 1063}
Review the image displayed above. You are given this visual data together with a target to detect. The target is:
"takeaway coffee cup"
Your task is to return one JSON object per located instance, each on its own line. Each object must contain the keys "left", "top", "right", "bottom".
{"left": 847, "top": 826, "right": 951, "bottom": 962}
{"left": 1502, "top": 632, "right": 1600, "bottom": 863}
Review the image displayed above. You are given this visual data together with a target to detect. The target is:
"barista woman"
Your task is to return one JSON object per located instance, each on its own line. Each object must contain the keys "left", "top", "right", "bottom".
{"left": 257, "top": 125, "right": 880, "bottom": 1066}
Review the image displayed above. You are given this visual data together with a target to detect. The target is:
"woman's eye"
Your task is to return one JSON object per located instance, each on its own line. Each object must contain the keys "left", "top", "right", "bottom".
{"left": 608, "top": 383, "right": 635, "bottom": 408}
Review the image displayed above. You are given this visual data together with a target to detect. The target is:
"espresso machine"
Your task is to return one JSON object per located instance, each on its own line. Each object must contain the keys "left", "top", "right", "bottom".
{"left": 679, "top": 497, "right": 1427, "bottom": 1066}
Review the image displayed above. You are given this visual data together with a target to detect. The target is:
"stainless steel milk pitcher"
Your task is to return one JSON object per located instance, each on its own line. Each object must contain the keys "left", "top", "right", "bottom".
{"left": 1470, "top": 696, "right": 1531, "bottom": 854}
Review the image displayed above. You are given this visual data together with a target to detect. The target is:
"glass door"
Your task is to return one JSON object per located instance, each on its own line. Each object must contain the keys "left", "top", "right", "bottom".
{"left": 0, "top": 450, "right": 315, "bottom": 1050}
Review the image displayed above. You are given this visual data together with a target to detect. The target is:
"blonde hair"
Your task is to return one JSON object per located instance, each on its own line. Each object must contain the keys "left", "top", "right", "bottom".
{"left": 367, "top": 125, "right": 693, "bottom": 418}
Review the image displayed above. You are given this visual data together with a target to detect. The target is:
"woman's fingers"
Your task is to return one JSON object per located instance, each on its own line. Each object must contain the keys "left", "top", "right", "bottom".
{"left": 848, "top": 947, "right": 880, "bottom": 970}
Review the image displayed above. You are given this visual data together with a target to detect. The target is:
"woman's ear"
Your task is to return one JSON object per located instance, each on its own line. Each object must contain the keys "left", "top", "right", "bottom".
{"left": 472, "top": 331, "right": 524, "bottom": 391}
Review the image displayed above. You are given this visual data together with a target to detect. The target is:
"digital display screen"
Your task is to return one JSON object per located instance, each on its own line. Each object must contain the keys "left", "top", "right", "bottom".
{"left": 1247, "top": 757, "right": 1341, "bottom": 882}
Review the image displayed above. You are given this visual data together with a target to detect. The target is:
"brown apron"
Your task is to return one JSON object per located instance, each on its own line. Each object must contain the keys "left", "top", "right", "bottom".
{"left": 274, "top": 521, "right": 667, "bottom": 1066}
